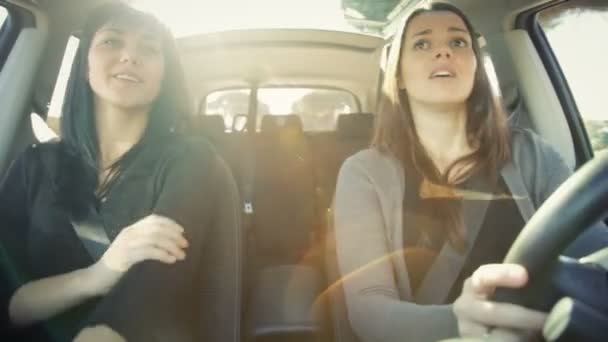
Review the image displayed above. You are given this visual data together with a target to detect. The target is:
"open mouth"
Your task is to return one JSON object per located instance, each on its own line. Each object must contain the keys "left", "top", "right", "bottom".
{"left": 113, "top": 73, "right": 143, "bottom": 83}
{"left": 429, "top": 70, "right": 455, "bottom": 79}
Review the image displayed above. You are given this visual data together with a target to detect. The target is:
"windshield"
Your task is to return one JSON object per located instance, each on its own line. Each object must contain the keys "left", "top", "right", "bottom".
{"left": 130, "top": 0, "right": 411, "bottom": 37}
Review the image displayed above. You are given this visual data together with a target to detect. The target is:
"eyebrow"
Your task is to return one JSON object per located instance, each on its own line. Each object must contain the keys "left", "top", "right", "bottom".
{"left": 448, "top": 27, "right": 468, "bottom": 33}
{"left": 97, "top": 27, "right": 160, "bottom": 42}
{"left": 98, "top": 27, "right": 124, "bottom": 35}
{"left": 412, "top": 27, "right": 468, "bottom": 36}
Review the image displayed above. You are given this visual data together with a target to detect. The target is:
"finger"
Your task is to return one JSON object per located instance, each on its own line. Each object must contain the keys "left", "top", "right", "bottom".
{"left": 149, "top": 215, "right": 184, "bottom": 233}
{"left": 129, "top": 235, "right": 186, "bottom": 260}
{"left": 159, "top": 227, "right": 189, "bottom": 249}
{"left": 149, "top": 217, "right": 189, "bottom": 248}
{"left": 131, "top": 217, "right": 189, "bottom": 248}
{"left": 470, "top": 264, "right": 528, "bottom": 296}
{"left": 461, "top": 278, "right": 479, "bottom": 298}
{"left": 458, "top": 319, "right": 489, "bottom": 337}
{"left": 467, "top": 300, "right": 547, "bottom": 330}
{"left": 151, "top": 225, "right": 189, "bottom": 249}
{"left": 133, "top": 214, "right": 185, "bottom": 235}
{"left": 129, "top": 246, "right": 177, "bottom": 266}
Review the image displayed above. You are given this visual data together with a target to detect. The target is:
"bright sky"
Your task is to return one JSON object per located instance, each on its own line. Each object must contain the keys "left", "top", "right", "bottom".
{"left": 0, "top": 7, "right": 7, "bottom": 26}
{"left": 130, "top": 0, "right": 354, "bottom": 37}
{"left": 544, "top": 11, "right": 608, "bottom": 121}
{"left": 259, "top": 88, "right": 313, "bottom": 114}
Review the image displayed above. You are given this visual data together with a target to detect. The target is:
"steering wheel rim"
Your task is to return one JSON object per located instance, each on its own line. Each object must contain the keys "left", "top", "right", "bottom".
{"left": 493, "top": 151, "right": 608, "bottom": 307}
{"left": 502, "top": 151, "right": 608, "bottom": 270}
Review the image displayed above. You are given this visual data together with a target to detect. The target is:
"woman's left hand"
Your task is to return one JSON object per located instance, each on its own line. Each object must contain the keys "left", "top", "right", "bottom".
{"left": 453, "top": 264, "right": 548, "bottom": 341}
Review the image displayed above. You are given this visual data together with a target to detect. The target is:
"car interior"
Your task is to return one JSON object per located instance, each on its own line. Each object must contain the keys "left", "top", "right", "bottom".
{"left": 0, "top": 0, "right": 606, "bottom": 341}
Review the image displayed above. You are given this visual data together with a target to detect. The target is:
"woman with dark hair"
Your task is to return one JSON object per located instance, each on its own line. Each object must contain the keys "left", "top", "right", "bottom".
{"left": 0, "top": 3, "right": 238, "bottom": 341}
{"left": 333, "top": 2, "right": 607, "bottom": 341}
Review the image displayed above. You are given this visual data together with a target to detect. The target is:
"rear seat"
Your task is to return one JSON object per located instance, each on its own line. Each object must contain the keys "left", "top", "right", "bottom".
{"left": 190, "top": 114, "right": 249, "bottom": 191}
{"left": 246, "top": 115, "right": 326, "bottom": 341}
{"left": 252, "top": 115, "right": 317, "bottom": 264}
{"left": 192, "top": 114, "right": 225, "bottom": 139}
{"left": 190, "top": 113, "right": 375, "bottom": 342}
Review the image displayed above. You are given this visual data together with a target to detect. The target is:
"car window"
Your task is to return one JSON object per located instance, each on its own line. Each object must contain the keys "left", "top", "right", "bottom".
{"left": 258, "top": 88, "right": 357, "bottom": 132}
{"left": 0, "top": 7, "right": 7, "bottom": 28}
{"left": 539, "top": 1, "right": 608, "bottom": 154}
{"left": 204, "top": 87, "right": 358, "bottom": 132}
{"left": 204, "top": 89, "right": 252, "bottom": 132}
{"left": 31, "top": 35, "right": 79, "bottom": 142}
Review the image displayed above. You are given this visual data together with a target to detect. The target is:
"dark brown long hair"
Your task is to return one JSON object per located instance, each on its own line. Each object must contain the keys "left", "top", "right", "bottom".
{"left": 372, "top": 2, "right": 511, "bottom": 251}
{"left": 58, "top": 2, "right": 192, "bottom": 219}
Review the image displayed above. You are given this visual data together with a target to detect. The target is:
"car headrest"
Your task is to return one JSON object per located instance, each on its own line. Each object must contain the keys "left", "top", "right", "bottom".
{"left": 198, "top": 115, "right": 225, "bottom": 135}
{"left": 260, "top": 114, "right": 303, "bottom": 133}
{"left": 503, "top": 86, "right": 520, "bottom": 113}
{"left": 337, "top": 113, "right": 374, "bottom": 138}
{"left": 502, "top": 86, "right": 525, "bottom": 127}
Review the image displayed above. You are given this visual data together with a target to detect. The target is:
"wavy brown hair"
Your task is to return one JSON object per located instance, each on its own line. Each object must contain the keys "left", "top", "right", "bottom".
{"left": 372, "top": 2, "right": 511, "bottom": 251}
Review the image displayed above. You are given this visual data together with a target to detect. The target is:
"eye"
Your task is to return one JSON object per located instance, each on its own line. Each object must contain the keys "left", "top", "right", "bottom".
{"left": 101, "top": 37, "right": 121, "bottom": 48}
{"left": 450, "top": 38, "right": 468, "bottom": 48}
{"left": 141, "top": 43, "right": 161, "bottom": 56}
{"left": 413, "top": 39, "right": 430, "bottom": 51}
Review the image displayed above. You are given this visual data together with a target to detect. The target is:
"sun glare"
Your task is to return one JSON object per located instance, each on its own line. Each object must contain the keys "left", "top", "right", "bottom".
{"left": 130, "top": 0, "right": 353, "bottom": 37}
{"left": 0, "top": 7, "right": 7, "bottom": 25}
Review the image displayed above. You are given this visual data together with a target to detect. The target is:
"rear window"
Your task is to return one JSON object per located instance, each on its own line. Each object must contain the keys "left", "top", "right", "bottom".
{"left": 204, "top": 87, "right": 359, "bottom": 132}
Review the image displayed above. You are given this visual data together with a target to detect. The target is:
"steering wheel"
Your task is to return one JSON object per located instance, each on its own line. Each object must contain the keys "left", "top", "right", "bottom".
{"left": 441, "top": 152, "right": 608, "bottom": 341}
{"left": 493, "top": 151, "right": 608, "bottom": 305}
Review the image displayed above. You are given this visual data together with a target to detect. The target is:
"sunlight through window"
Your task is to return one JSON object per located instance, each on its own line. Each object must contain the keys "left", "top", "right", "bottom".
{"left": 130, "top": 0, "right": 356, "bottom": 37}
{"left": 540, "top": 4, "right": 608, "bottom": 153}
{"left": 48, "top": 36, "right": 80, "bottom": 120}
{"left": 0, "top": 7, "right": 7, "bottom": 27}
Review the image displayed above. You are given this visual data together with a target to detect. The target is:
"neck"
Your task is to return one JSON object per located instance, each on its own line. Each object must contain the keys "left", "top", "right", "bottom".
{"left": 410, "top": 100, "right": 472, "bottom": 173}
{"left": 95, "top": 100, "right": 149, "bottom": 170}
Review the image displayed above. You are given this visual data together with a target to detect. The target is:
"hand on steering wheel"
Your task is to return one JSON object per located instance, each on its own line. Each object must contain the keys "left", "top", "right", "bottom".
{"left": 453, "top": 264, "right": 547, "bottom": 341}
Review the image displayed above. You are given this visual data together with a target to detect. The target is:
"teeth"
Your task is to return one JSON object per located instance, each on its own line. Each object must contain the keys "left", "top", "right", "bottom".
{"left": 114, "top": 74, "right": 141, "bottom": 83}
{"left": 432, "top": 71, "right": 453, "bottom": 77}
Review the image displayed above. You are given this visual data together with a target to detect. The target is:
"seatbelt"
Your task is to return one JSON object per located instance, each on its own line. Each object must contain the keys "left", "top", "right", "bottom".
{"left": 70, "top": 210, "right": 110, "bottom": 261}
{"left": 241, "top": 145, "right": 256, "bottom": 222}
{"left": 241, "top": 86, "right": 259, "bottom": 231}
{"left": 412, "top": 160, "right": 535, "bottom": 304}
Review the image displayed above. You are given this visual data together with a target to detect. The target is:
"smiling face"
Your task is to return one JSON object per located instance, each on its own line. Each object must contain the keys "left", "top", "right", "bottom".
{"left": 87, "top": 21, "right": 165, "bottom": 112}
{"left": 399, "top": 11, "right": 477, "bottom": 107}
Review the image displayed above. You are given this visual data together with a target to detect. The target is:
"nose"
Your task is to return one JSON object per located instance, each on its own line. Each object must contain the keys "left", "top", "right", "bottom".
{"left": 119, "top": 45, "right": 140, "bottom": 65}
{"left": 434, "top": 44, "right": 452, "bottom": 59}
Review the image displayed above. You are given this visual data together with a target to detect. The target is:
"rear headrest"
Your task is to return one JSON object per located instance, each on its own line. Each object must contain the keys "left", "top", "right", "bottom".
{"left": 197, "top": 115, "right": 225, "bottom": 135}
{"left": 260, "top": 115, "right": 303, "bottom": 133}
{"left": 337, "top": 113, "right": 374, "bottom": 138}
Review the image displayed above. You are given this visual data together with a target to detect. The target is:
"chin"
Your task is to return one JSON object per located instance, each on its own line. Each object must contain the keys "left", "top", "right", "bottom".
{"left": 112, "top": 100, "right": 153, "bottom": 111}
{"left": 423, "top": 95, "right": 469, "bottom": 106}
{"left": 107, "top": 94, "right": 153, "bottom": 109}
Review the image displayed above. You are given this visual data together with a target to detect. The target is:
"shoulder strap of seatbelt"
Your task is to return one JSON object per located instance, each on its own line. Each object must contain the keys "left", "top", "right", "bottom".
{"left": 70, "top": 212, "right": 110, "bottom": 261}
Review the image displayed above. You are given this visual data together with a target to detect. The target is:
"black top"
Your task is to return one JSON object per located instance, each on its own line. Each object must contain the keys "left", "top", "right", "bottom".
{"left": 0, "top": 134, "right": 230, "bottom": 341}
{"left": 403, "top": 172, "right": 526, "bottom": 301}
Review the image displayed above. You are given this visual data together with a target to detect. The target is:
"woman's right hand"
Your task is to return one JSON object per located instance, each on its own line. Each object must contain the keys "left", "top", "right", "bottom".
{"left": 452, "top": 264, "right": 547, "bottom": 341}
{"left": 87, "top": 214, "right": 189, "bottom": 296}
